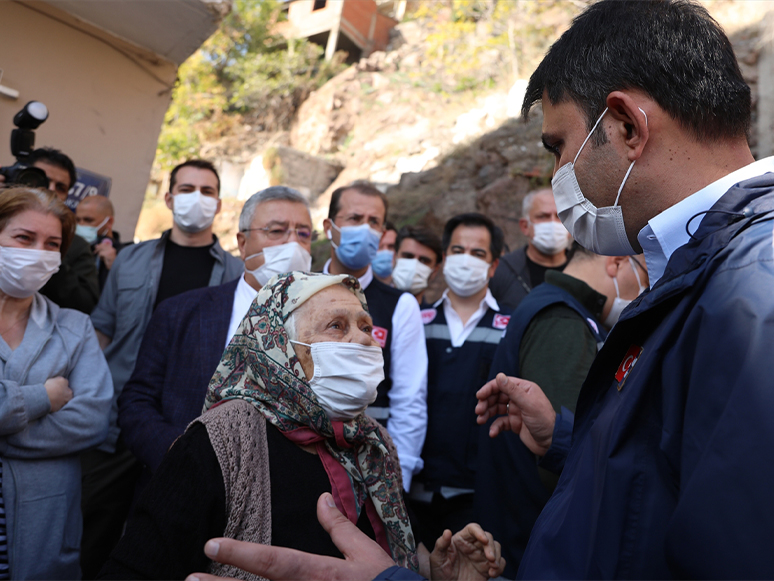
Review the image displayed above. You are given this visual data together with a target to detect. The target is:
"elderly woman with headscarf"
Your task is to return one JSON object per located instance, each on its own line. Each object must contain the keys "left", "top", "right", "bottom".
{"left": 100, "top": 272, "right": 503, "bottom": 581}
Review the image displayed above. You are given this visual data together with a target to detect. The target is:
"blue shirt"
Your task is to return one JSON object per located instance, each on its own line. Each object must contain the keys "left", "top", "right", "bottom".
{"left": 638, "top": 156, "right": 774, "bottom": 286}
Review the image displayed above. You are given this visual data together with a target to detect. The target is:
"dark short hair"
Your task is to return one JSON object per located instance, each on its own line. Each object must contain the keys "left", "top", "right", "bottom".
{"left": 442, "top": 213, "right": 504, "bottom": 260}
{"left": 169, "top": 159, "right": 220, "bottom": 194}
{"left": 28, "top": 147, "right": 77, "bottom": 190}
{"left": 328, "top": 182, "right": 388, "bottom": 222}
{"left": 566, "top": 240, "right": 597, "bottom": 263}
{"left": 522, "top": 0, "right": 751, "bottom": 143}
{"left": 384, "top": 221, "right": 397, "bottom": 233}
{"left": 396, "top": 225, "right": 443, "bottom": 266}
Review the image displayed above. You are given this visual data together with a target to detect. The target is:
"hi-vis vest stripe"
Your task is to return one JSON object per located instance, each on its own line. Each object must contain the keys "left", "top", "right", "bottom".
{"left": 423, "top": 324, "right": 504, "bottom": 344}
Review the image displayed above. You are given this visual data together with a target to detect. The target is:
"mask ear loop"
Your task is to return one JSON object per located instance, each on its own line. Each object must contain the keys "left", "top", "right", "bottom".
{"left": 613, "top": 107, "right": 649, "bottom": 207}
{"left": 628, "top": 257, "right": 647, "bottom": 294}
{"left": 573, "top": 107, "right": 609, "bottom": 165}
{"left": 95, "top": 216, "right": 110, "bottom": 234}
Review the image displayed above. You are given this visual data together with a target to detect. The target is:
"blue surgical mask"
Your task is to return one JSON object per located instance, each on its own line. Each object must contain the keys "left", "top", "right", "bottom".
{"left": 75, "top": 216, "right": 109, "bottom": 245}
{"left": 327, "top": 222, "right": 381, "bottom": 270}
{"left": 371, "top": 249, "right": 394, "bottom": 278}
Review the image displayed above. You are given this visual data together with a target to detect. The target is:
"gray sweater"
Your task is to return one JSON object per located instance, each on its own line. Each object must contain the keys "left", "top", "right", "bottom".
{"left": 0, "top": 294, "right": 112, "bottom": 580}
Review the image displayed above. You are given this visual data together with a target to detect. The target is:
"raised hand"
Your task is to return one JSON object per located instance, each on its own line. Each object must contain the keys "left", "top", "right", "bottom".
{"left": 475, "top": 372, "right": 555, "bottom": 456}
{"left": 429, "top": 523, "right": 504, "bottom": 580}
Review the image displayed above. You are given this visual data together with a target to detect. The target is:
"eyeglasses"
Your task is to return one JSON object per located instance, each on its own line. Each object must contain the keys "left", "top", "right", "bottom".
{"left": 241, "top": 226, "right": 314, "bottom": 241}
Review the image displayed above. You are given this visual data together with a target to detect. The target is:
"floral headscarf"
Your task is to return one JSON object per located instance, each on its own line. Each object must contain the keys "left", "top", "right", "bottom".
{"left": 204, "top": 271, "right": 418, "bottom": 570}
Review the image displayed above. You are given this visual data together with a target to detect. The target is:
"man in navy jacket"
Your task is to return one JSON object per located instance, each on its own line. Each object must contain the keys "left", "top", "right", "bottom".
{"left": 118, "top": 186, "right": 313, "bottom": 485}
{"left": 475, "top": 0, "right": 774, "bottom": 578}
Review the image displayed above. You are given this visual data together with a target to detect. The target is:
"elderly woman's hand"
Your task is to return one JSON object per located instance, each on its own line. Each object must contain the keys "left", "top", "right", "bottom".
{"left": 428, "top": 523, "right": 504, "bottom": 581}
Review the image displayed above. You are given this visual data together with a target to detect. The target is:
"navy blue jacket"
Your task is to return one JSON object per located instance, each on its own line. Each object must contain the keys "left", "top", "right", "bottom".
{"left": 519, "top": 175, "right": 774, "bottom": 579}
{"left": 419, "top": 303, "right": 509, "bottom": 491}
{"left": 476, "top": 282, "right": 606, "bottom": 578}
{"left": 118, "top": 278, "right": 238, "bottom": 474}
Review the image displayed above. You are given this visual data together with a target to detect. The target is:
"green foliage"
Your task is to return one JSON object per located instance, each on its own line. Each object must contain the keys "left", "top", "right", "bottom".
{"left": 156, "top": 0, "right": 345, "bottom": 171}
{"left": 229, "top": 40, "right": 344, "bottom": 127}
{"left": 406, "top": 0, "right": 585, "bottom": 94}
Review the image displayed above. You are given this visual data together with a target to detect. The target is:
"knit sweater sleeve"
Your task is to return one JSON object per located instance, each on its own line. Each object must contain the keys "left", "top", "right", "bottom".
{"left": 98, "top": 422, "right": 226, "bottom": 579}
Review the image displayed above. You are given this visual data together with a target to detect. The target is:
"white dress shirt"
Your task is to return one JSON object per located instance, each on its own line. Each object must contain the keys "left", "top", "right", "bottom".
{"left": 323, "top": 259, "right": 428, "bottom": 491}
{"left": 225, "top": 274, "right": 259, "bottom": 349}
{"left": 435, "top": 288, "right": 500, "bottom": 347}
{"left": 638, "top": 156, "right": 774, "bottom": 286}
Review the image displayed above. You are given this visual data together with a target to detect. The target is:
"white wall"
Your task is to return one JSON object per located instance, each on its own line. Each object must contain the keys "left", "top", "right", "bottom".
{"left": 0, "top": 1, "right": 178, "bottom": 238}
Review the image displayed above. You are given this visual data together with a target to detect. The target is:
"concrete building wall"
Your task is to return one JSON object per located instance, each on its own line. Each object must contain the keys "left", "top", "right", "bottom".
{"left": 0, "top": 1, "right": 178, "bottom": 239}
{"left": 279, "top": 0, "right": 395, "bottom": 57}
{"left": 282, "top": 0, "right": 340, "bottom": 38}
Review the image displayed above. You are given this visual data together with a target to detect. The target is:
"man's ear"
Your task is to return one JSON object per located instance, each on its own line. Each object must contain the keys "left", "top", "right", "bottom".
{"left": 605, "top": 255, "right": 627, "bottom": 278}
{"left": 488, "top": 257, "right": 500, "bottom": 279}
{"left": 215, "top": 199, "right": 222, "bottom": 215}
{"left": 606, "top": 91, "right": 650, "bottom": 162}
{"left": 164, "top": 191, "right": 173, "bottom": 211}
{"left": 236, "top": 231, "right": 247, "bottom": 261}
{"left": 519, "top": 217, "right": 531, "bottom": 237}
{"left": 322, "top": 218, "right": 332, "bottom": 239}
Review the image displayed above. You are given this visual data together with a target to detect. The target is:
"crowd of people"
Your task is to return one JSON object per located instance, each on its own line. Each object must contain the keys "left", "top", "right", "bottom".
{"left": 2, "top": 0, "right": 774, "bottom": 579}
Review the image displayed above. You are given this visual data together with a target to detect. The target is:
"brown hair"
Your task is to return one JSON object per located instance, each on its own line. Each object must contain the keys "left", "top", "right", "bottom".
{"left": 0, "top": 187, "right": 76, "bottom": 255}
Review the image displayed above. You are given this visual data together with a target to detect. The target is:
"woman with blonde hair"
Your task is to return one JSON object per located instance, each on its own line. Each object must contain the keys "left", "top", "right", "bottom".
{"left": 0, "top": 187, "right": 112, "bottom": 579}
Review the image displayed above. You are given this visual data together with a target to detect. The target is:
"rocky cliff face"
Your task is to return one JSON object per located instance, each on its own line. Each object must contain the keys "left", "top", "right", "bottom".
{"left": 138, "top": 1, "right": 773, "bottom": 263}
{"left": 289, "top": 19, "right": 555, "bottom": 261}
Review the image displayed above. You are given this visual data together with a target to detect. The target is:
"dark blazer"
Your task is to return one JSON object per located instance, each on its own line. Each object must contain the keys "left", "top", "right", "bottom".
{"left": 117, "top": 278, "right": 239, "bottom": 474}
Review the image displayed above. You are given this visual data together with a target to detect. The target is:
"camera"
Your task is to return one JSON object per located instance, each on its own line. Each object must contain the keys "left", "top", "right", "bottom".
{"left": 0, "top": 101, "right": 50, "bottom": 188}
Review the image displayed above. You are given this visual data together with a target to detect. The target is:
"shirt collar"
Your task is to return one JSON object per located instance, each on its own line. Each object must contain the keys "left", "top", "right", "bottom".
{"left": 434, "top": 287, "right": 500, "bottom": 312}
{"left": 637, "top": 156, "right": 774, "bottom": 286}
{"left": 236, "top": 273, "right": 259, "bottom": 301}
{"left": 322, "top": 258, "right": 373, "bottom": 290}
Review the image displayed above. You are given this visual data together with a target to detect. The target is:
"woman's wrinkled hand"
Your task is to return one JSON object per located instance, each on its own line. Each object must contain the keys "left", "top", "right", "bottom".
{"left": 429, "top": 523, "right": 505, "bottom": 580}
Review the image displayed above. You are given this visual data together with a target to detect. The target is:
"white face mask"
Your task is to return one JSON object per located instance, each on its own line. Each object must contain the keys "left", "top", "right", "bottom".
{"left": 443, "top": 253, "right": 490, "bottom": 298}
{"left": 172, "top": 191, "right": 219, "bottom": 233}
{"left": 290, "top": 340, "right": 384, "bottom": 421}
{"left": 0, "top": 247, "right": 61, "bottom": 298}
{"left": 245, "top": 242, "right": 312, "bottom": 287}
{"left": 531, "top": 221, "right": 569, "bottom": 256}
{"left": 392, "top": 258, "right": 433, "bottom": 295}
{"left": 603, "top": 257, "right": 648, "bottom": 328}
{"left": 551, "top": 107, "right": 648, "bottom": 256}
